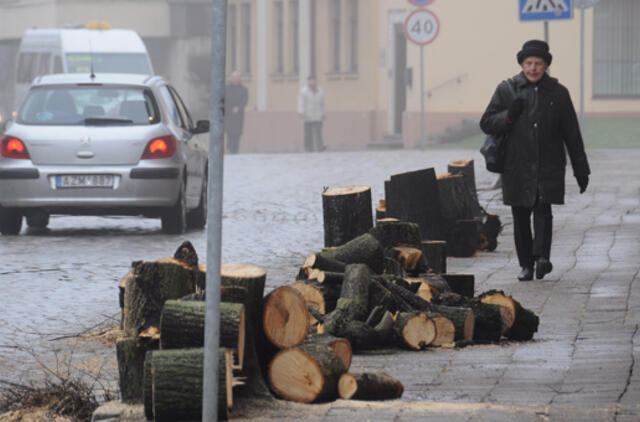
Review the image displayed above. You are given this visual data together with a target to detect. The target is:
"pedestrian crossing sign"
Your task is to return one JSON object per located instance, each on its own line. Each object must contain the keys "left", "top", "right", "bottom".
{"left": 519, "top": 0, "right": 573, "bottom": 21}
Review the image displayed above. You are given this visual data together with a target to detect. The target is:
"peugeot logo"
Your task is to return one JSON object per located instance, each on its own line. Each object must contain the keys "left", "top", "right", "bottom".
{"left": 80, "top": 136, "right": 91, "bottom": 146}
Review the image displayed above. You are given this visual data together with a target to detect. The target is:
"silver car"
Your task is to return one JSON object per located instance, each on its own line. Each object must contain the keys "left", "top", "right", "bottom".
{"left": 0, "top": 73, "right": 209, "bottom": 235}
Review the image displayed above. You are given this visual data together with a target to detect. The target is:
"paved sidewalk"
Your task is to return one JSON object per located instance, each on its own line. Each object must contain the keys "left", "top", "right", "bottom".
{"left": 92, "top": 149, "right": 640, "bottom": 422}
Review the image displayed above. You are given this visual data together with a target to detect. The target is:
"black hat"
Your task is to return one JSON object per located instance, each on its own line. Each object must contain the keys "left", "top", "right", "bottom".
{"left": 517, "top": 40, "right": 552, "bottom": 65}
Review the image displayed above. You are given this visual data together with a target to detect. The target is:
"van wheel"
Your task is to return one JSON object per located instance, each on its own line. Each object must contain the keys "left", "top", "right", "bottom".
{"left": 0, "top": 207, "right": 23, "bottom": 235}
{"left": 186, "top": 175, "right": 207, "bottom": 230}
{"left": 26, "top": 212, "right": 49, "bottom": 229}
{"left": 161, "top": 184, "right": 186, "bottom": 234}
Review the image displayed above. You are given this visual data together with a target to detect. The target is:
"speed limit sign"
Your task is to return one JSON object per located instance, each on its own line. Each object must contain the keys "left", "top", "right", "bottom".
{"left": 404, "top": 9, "right": 440, "bottom": 46}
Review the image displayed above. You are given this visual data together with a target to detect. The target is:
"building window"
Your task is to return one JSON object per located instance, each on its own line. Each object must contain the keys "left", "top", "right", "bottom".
{"left": 348, "top": 0, "right": 358, "bottom": 73}
{"left": 330, "top": 0, "right": 341, "bottom": 73}
{"left": 274, "top": 1, "right": 284, "bottom": 74}
{"left": 593, "top": 0, "right": 640, "bottom": 98}
{"left": 241, "top": 3, "right": 252, "bottom": 74}
{"left": 291, "top": 0, "right": 299, "bottom": 74}
{"left": 228, "top": 4, "right": 237, "bottom": 72}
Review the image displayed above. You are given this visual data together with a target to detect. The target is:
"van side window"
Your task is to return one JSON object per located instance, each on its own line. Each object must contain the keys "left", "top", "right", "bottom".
{"left": 38, "top": 53, "right": 51, "bottom": 76}
{"left": 158, "top": 86, "right": 184, "bottom": 127}
{"left": 53, "top": 56, "right": 63, "bottom": 73}
{"left": 17, "top": 52, "right": 37, "bottom": 83}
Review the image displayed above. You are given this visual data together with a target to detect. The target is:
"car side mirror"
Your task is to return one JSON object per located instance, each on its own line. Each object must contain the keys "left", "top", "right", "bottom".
{"left": 192, "top": 120, "right": 210, "bottom": 134}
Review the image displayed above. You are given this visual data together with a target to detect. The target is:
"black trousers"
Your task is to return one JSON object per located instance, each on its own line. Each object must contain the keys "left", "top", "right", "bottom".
{"left": 511, "top": 202, "right": 552, "bottom": 268}
{"left": 226, "top": 132, "right": 241, "bottom": 154}
{"left": 304, "top": 121, "right": 324, "bottom": 152}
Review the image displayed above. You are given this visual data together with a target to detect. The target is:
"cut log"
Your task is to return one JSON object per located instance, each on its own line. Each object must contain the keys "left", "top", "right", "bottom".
{"left": 478, "top": 291, "right": 539, "bottom": 341}
{"left": 221, "top": 285, "right": 250, "bottom": 304}
{"left": 393, "top": 312, "right": 436, "bottom": 350}
{"left": 338, "top": 372, "right": 404, "bottom": 400}
{"left": 150, "top": 348, "right": 232, "bottom": 422}
{"left": 383, "top": 257, "right": 407, "bottom": 277}
{"left": 386, "top": 168, "right": 443, "bottom": 240}
{"left": 429, "top": 304, "right": 475, "bottom": 342}
{"left": 369, "top": 220, "right": 422, "bottom": 248}
{"left": 420, "top": 240, "right": 447, "bottom": 274}
{"left": 304, "top": 334, "right": 352, "bottom": 370}
{"left": 293, "top": 276, "right": 341, "bottom": 315}
{"left": 415, "top": 280, "right": 438, "bottom": 302}
{"left": 445, "top": 219, "right": 480, "bottom": 258}
{"left": 263, "top": 286, "right": 310, "bottom": 348}
{"left": 478, "top": 290, "right": 516, "bottom": 335}
{"left": 368, "top": 280, "right": 413, "bottom": 314}
{"left": 268, "top": 343, "right": 347, "bottom": 403}
{"left": 426, "top": 313, "right": 456, "bottom": 346}
{"left": 478, "top": 214, "right": 502, "bottom": 252}
{"left": 312, "top": 270, "right": 344, "bottom": 286}
{"left": 437, "top": 173, "right": 475, "bottom": 221}
{"left": 433, "top": 292, "right": 502, "bottom": 343}
{"left": 338, "top": 263, "right": 376, "bottom": 321}
{"left": 442, "top": 273, "right": 475, "bottom": 298}
{"left": 447, "top": 159, "right": 478, "bottom": 202}
{"left": 116, "top": 337, "right": 146, "bottom": 404}
{"left": 378, "top": 277, "right": 433, "bottom": 313}
{"left": 160, "top": 300, "right": 245, "bottom": 369}
{"left": 302, "top": 253, "right": 347, "bottom": 273}
{"left": 123, "top": 258, "right": 197, "bottom": 338}
{"left": 322, "top": 185, "right": 373, "bottom": 248}
{"left": 319, "top": 233, "right": 384, "bottom": 274}
{"left": 333, "top": 320, "right": 394, "bottom": 351}
{"left": 375, "top": 199, "right": 387, "bottom": 220}
{"left": 418, "top": 273, "right": 451, "bottom": 294}
{"left": 389, "top": 246, "right": 428, "bottom": 274}
{"left": 143, "top": 350, "right": 153, "bottom": 421}
{"left": 365, "top": 304, "right": 386, "bottom": 327}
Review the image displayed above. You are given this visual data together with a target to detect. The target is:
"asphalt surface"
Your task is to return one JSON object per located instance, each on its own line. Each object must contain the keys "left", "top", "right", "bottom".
{"left": 1, "top": 148, "right": 638, "bottom": 421}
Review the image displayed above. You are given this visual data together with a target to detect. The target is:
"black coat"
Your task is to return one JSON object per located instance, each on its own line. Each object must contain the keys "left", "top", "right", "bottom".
{"left": 480, "top": 72, "right": 590, "bottom": 207}
{"left": 224, "top": 83, "right": 248, "bottom": 136}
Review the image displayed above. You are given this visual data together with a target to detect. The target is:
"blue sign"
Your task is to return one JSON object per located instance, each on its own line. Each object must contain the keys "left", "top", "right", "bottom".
{"left": 408, "top": 0, "right": 435, "bottom": 7}
{"left": 519, "top": 0, "right": 573, "bottom": 21}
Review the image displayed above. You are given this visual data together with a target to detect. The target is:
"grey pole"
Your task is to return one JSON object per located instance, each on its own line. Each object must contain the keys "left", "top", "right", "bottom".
{"left": 203, "top": 0, "right": 227, "bottom": 420}
{"left": 544, "top": 21, "right": 549, "bottom": 43}
{"left": 420, "top": 44, "right": 425, "bottom": 147}
{"left": 579, "top": 6, "right": 585, "bottom": 130}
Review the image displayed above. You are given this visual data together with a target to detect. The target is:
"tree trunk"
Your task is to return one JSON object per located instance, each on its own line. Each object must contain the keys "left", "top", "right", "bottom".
{"left": 448, "top": 158, "right": 478, "bottom": 202}
{"left": 429, "top": 305, "right": 475, "bottom": 342}
{"left": 319, "top": 233, "right": 384, "bottom": 274}
{"left": 393, "top": 312, "right": 436, "bottom": 350}
{"left": 446, "top": 219, "right": 480, "bottom": 258}
{"left": 369, "top": 220, "right": 422, "bottom": 248}
{"left": 338, "top": 263, "right": 375, "bottom": 321}
{"left": 268, "top": 343, "right": 347, "bottom": 403}
{"left": 123, "top": 258, "right": 197, "bottom": 338}
{"left": 478, "top": 290, "right": 516, "bottom": 335}
{"left": 437, "top": 173, "right": 476, "bottom": 222}
{"left": 368, "top": 280, "right": 413, "bottom": 314}
{"left": 433, "top": 292, "right": 503, "bottom": 343}
{"left": 478, "top": 292, "right": 539, "bottom": 341}
{"left": 160, "top": 300, "right": 246, "bottom": 369}
{"left": 420, "top": 240, "right": 447, "bottom": 274}
{"left": 303, "top": 333, "right": 352, "bottom": 370}
{"left": 150, "top": 348, "right": 232, "bottom": 422}
{"left": 339, "top": 372, "right": 404, "bottom": 400}
{"left": 143, "top": 350, "right": 153, "bottom": 421}
{"left": 263, "top": 286, "right": 310, "bottom": 348}
{"left": 442, "top": 273, "right": 475, "bottom": 298}
{"left": 386, "top": 167, "right": 443, "bottom": 240}
{"left": 378, "top": 277, "right": 433, "bottom": 313}
{"left": 322, "top": 185, "right": 373, "bottom": 248}
{"left": 116, "top": 337, "right": 146, "bottom": 404}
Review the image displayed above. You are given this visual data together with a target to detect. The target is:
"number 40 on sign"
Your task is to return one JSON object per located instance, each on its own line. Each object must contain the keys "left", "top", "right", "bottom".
{"left": 404, "top": 9, "right": 440, "bottom": 46}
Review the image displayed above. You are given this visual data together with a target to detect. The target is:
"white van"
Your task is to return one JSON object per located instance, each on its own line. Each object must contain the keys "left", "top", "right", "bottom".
{"left": 13, "top": 23, "right": 154, "bottom": 111}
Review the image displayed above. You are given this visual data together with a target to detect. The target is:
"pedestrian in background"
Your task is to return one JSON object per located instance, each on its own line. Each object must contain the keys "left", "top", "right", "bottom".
{"left": 297, "top": 75, "right": 325, "bottom": 152}
{"left": 224, "top": 71, "right": 248, "bottom": 154}
{"left": 480, "top": 40, "right": 591, "bottom": 282}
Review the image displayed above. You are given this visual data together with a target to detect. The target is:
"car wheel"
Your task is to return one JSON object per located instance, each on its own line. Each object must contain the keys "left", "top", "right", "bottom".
{"left": 0, "top": 207, "right": 23, "bottom": 235}
{"left": 161, "top": 183, "right": 187, "bottom": 234}
{"left": 26, "top": 212, "right": 50, "bottom": 229}
{"left": 186, "top": 174, "right": 207, "bottom": 230}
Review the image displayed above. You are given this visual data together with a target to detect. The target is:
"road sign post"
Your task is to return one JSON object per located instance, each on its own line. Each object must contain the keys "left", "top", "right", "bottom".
{"left": 404, "top": 8, "right": 439, "bottom": 147}
{"left": 575, "top": 0, "right": 600, "bottom": 131}
{"left": 520, "top": 0, "right": 573, "bottom": 48}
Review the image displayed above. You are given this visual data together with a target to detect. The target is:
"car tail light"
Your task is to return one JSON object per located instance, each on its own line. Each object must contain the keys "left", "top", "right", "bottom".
{"left": 141, "top": 135, "right": 177, "bottom": 159}
{"left": 1, "top": 136, "right": 31, "bottom": 159}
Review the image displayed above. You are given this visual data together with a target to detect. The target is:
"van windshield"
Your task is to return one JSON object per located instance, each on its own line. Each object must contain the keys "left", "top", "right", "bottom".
{"left": 16, "top": 85, "right": 160, "bottom": 126}
{"left": 66, "top": 53, "right": 152, "bottom": 75}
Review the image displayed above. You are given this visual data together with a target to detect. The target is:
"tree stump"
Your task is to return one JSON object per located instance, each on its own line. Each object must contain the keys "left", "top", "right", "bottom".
{"left": 446, "top": 219, "right": 480, "bottom": 257}
{"left": 448, "top": 159, "right": 479, "bottom": 204}
{"left": 339, "top": 264, "right": 376, "bottom": 321}
{"left": 322, "top": 185, "right": 373, "bottom": 248}
{"left": 319, "top": 233, "right": 384, "bottom": 274}
{"left": 338, "top": 372, "right": 404, "bottom": 400}
{"left": 375, "top": 199, "right": 387, "bottom": 220}
{"left": 123, "top": 258, "right": 197, "bottom": 338}
{"left": 303, "top": 333, "right": 352, "bottom": 370}
{"left": 159, "top": 300, "right": 246, "bottom": 369}
{"left": 268, "top": 343, "right": 347, "bottom": 403}
{"left": 263, "top": 286, "right": 310, "bottom": 349}
{"left": 150, "top": 348, "right": 232, "bottom": 422}
{"left": 420, "top": 240, "right": 447, "bottom": 274}
{"left": 437, "top": 173, "right": 476, "bottom": 222}
{"left": 393, "top": 312, "right": 436, "bottom": 350}
{"left": 116, "top": 338, "right": 146, "bottom": 404}
{"left": 369, "top": 220, "right": 422, "bottom": 248}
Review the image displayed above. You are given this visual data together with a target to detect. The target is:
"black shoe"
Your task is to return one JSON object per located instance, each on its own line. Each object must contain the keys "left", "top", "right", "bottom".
{"left": 536, "top": 257, "right": 553, "bottom": 280}
{"left": 518, "top": 266, "right": 534, "bottom": 281}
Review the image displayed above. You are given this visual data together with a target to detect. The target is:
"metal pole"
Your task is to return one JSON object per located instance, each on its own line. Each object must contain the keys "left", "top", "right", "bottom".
{"left": 544, "top": 21, "right": 549, "bottom": 43}
{"left": 203, "top": 0, "right": 227, "bottom": 420}
{"left": 579, "top": 6, "right": 585, "bottom": 130}
{"left": 420, "top": 44, "right": 425, "bottom": 147}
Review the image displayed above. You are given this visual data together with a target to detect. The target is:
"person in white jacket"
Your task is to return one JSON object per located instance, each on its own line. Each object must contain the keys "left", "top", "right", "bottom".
{"left": 297, "top": 75, "right": 325, "bottom": 152}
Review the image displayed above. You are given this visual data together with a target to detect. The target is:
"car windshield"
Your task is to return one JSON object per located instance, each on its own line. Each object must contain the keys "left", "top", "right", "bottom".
{"left": 66, "top": 53, "right": 152, "bottom": 75}
{"left": 16, "top": 85, "right": 160, "bottom": 126}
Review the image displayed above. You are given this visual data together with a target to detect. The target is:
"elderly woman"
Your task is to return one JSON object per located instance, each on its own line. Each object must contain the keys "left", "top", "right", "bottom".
{"left": 480, "top": 40, "right": 591, "bottom": 281}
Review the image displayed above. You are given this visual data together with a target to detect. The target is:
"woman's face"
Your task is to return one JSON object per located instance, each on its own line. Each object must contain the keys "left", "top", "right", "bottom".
{"left": 521, "top": 57, "right": 549, "bottom": 83}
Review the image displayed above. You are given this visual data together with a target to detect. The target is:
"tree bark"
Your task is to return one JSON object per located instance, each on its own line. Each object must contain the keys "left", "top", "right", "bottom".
{"left": 428, "top": 305, "right": 474, "bottom": 342}
{"left": 437, "top": 173, "right": 477, "bottom": 222}
{"left": 389, "top": 246, "right": 428, "bottom": 274}
{"left": 268, "top": 343, "right": 347, "bottom": 403}
{"left": 302, "top": 253, "right": 347, "bottom": 273}
{"left": 319, "top": 233, "right": 384, "bottom": 274}
{"left": 263, "top": 286, "right": 310, "bottom": 348}
{"left": 447, "top": 159, "right": 478, "bottom": 202}
{"left": 375, "top": 199, "right": 387, "bottom": 221}
{"left": 123, "top": 258, "right": 197, "bottom": 338}
{"left": 160, "top": 300, "right": 246, "bottom": 369}
{"left": 303, "top": 333, "right": 352, "bottom": 370}
{"left": 446, "top": 219, "right": 481, "bottom": 258}
{"left": 420, "top": 240, "right": 447, "bottom": 274}
{"left": 292, "top": 278, "right": 341, "bottom": 315}
{"left": 442, "top": 273, "right": 475, "bottom": 298}
{"left": 369, "top": 220, "right": 422, "bottom": 248}
{"left": 425, "top": 313, "right": 456, "bottom": 346}
{"left": 435, "top": 292, "right": 503, "bottom": 343}
{"left": 322, "top": 185, "right": 373, "bottom": 248}
{"left": 393, "top": 312, "right": 436, "bottom": 350}
{"left": 338, "top": 263, "right": 376, "bottom": 321}
{"left": 339, "top": 372, "right": 404, "bottom": 400}
{"left": 478, "top": 214, "right": 502, "bottom": 252}
{"left": 116, "top": 337, "right": 146, "bottom": 404}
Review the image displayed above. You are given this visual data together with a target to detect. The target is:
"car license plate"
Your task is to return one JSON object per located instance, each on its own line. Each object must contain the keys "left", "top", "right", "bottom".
{"left": 56, "top": 174, "right": 114, "bottom": 188}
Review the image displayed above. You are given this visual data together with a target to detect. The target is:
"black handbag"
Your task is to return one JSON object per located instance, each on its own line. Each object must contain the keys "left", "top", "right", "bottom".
{"left": 480, "top": 79, "right": 517, "bottom": 173}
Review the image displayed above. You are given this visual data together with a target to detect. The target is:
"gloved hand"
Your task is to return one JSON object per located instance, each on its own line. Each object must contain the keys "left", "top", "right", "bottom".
{"left": 507, "top": 98, "right": 525, "bottom": 122}
{"left": 577, "top": 175, "right": 589, "bottom": 194}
